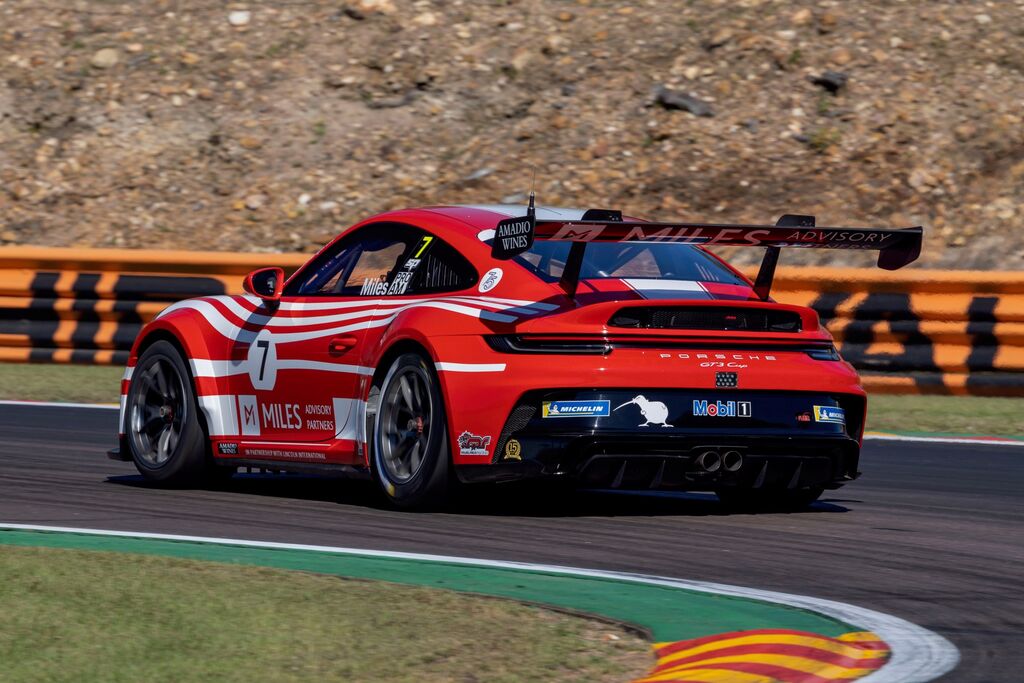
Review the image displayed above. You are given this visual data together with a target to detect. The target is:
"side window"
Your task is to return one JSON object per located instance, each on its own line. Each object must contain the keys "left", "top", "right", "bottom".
{"left": 289, "top": 224, "right": 418, "bottom": 296}
{"left": 410, "top": 237, "right": 478, "bottom": 293}
{"left": 342, "top": 242, "right": 408, "bottom": 294}
{"left": 287, "top": 223, "right": 477, "bottom": 296}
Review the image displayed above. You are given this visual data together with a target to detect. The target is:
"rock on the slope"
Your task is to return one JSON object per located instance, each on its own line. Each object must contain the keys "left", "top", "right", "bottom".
{"left": 653, "top": 86, "right": 714, "bottom": 117}
{"left": 90, "top": 48, "right": 121, "bottom": 69}
{"left": 809, "top": 71, "right": 849, "bottom": 93}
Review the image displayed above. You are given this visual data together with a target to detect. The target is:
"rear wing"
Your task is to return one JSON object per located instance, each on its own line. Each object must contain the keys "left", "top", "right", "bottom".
{"left": 492, "top": 209, "right": 923, "bottom": 300}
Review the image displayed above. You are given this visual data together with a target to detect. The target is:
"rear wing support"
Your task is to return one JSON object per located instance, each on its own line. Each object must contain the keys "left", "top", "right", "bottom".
{"left": 491, "top": 210, "right": 923, "bottom": 302}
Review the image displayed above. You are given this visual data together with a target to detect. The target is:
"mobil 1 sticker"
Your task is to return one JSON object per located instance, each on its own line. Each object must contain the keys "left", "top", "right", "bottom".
{"left": 692, "top": 399, "right": 752, "bottom": 418}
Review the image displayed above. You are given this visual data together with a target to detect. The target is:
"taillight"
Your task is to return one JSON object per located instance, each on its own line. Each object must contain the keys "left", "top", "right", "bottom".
{"left": 805, "top": 345, "right": 841, "bottom": 361}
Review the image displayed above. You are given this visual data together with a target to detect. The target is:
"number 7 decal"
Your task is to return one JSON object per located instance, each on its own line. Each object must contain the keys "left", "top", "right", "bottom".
{"left": 247, "top": 331, "right": 277, "bottom": 391}
{"left": 256, "top": 340, "right": 270, "bottom": 381}
{"left": 413, "top": 235, "right": 433, "bottom": 258}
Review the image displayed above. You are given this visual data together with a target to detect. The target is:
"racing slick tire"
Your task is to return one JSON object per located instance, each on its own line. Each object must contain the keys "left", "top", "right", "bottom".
{"left": 125, "top": 340, "right": 228, "bottom": 486}
{"left": 715, "top": 486, "right": 824, "bottom": 512}
{"left": 370, "top": 352, "right": 452, "bottom": 509}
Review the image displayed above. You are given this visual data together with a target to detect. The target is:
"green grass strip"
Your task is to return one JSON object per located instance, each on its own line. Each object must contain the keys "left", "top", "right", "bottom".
{"left": 0, "top": 528, "right": 852, "bottom": 641}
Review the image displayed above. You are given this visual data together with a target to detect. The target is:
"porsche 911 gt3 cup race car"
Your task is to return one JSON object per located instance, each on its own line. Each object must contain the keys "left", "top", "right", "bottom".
{"left": 110, "top": 200, "right": 922, "bottom": 509}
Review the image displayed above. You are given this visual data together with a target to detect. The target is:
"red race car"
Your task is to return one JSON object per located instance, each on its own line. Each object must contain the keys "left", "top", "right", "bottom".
{"left": 110, "top": 200, "right": 922, "bottom": 509}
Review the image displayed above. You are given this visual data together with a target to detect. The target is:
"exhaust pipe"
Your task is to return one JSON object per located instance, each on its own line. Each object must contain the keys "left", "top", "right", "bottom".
{"left": 695, "top": 450, "right": 722, "bottom": 473}
{"left": 723, "top": 450, "right": 743, "bottom": 472}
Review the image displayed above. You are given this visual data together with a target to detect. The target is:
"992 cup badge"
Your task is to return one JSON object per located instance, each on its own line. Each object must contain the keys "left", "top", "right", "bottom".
{"left": 114, "top": 203, "right": 920, "bottom": 508}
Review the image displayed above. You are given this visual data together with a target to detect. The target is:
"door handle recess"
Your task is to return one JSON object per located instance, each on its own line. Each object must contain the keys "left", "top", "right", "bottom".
{"left": 328, "top": 335, "right": 358, "bottom": 355}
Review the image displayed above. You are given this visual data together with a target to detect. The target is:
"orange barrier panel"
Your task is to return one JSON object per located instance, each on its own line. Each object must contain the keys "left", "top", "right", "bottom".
{"left": 1, "top": 246, "right": 1022, "bottom": 395}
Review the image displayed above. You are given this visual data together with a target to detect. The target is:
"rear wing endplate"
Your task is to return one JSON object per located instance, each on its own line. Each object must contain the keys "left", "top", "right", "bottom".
{"left": 491, "top": 211, "right": 923, "bottom": 300}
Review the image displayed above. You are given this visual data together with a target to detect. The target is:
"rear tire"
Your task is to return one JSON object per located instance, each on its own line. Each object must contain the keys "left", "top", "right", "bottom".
{"left": 370, "top": 353, "right": 451, "bottom": 509}
{"left": 716, "top": 486, "right": 824, "bottom": 512}
{"left": 125, "top": 340, "right": 223, "bottom": 486}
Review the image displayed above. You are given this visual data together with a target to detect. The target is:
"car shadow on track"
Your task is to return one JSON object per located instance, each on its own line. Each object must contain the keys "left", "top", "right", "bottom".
{"left": 106, "top": 474, "right": 851, "bottom": 517}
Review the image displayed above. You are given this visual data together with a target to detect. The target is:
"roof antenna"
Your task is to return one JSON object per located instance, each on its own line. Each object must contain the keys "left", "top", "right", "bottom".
{"left": 528, "top": 168, "right": 536, "bottom": 221}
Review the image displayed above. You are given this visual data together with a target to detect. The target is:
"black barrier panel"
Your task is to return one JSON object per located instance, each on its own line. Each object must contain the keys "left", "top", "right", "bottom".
{"left": 112, "top": 274, "right": 227, "bottom": 301}
{"left": 25, "top": 272, "right": 62, "bottom": 363}
{"left": 808, "top": 291, "right": 851, "bottom": 329}
{"left": 965, "top": 297, "right": 999, "bottom": 375}
{"left": 814, "top": 291, "right": 944, "bottom": 394}
{"left": 0, "top": 298, "right": 150, "bottom": 320}
{"left": 70, "top": 273, "right": 102, "bottom": 353}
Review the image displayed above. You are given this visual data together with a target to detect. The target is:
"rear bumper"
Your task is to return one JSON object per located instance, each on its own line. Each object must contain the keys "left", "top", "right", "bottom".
{"left": 455, "top": 387, "right": 864, "bottom": 491}
{"left": 457, "top": 434, "right": 859, "bottom": 490}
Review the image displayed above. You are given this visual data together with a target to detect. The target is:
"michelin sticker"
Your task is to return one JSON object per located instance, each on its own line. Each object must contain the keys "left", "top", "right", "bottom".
{"left": 541, "top": 400, "right": 610, "bottom": 418}
{"left": 813, "top": 405, "right": 845, "bottom": 424}
{"left": 479, "top": 267, "right": 503, "bottom": 293}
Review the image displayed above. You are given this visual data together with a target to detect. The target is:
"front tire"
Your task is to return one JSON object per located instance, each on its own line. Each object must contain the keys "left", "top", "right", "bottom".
{"left": 125, "top": 340, "right": 221, "bottom": 486}
{"left": 370, "top": 353, "right": 451, "bottom": 509}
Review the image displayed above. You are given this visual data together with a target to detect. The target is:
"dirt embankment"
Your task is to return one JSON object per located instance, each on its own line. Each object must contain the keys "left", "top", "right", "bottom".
{"left": 1, "top": 0, "right": 1023, "bottom": 269}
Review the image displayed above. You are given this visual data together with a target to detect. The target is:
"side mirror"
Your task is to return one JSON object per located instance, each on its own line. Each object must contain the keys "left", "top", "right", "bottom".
{"left": 243, "top": 267, "right": 285, "bottom": 302}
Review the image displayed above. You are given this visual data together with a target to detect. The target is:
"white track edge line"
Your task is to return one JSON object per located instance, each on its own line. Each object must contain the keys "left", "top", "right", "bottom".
{"left": 864, "top": 433, "right": 1024, "bottom": 447}
{"left": 0, "top": 399, "right": 118, "bottom": 410}
{"left": 0, "top": 523, "right": 958, "bottom": 683}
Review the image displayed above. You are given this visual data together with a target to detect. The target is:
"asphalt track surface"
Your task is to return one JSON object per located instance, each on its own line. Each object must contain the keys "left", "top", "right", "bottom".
{"left": 0, "top": 404, "right": 1020, "bottom": 682}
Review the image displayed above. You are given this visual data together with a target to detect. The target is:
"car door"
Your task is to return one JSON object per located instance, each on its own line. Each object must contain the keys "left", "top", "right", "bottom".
{"left": 237, "top": 225, "right": 424, "bottom": 447}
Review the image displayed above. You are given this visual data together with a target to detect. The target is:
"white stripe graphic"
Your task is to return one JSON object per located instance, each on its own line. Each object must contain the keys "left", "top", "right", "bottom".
{"left": 623, "top": 278, "right": 707, "bottom": 293}
{"left": 333, "top": 398, "right": 367, "bottom": 441}
{"left": 435, "top": 362, "right": 507, "bottom": 373}
{"left": 190, "top": 359, "right": 248, "bottom": 378}
{"left": 161, "top": 297, "right": 519, "bottom": 345}
{"left": 188, "top": 358, "right": 375, "bottom": 379}
{"left": 197, "top": 395, "right": 238, "bottom": 436}
{"left": 278, "top": 360, "right": 374, "bottom": 376}
{"left": 0, "top": 524, "right": 960, "bottom": 683}
{"left": 122, "top": 367, "right": 133, "bottom": 382}
{"left": 216, "top": 296, "right": 524, "bottom": 329}
{"left": 159, "top": 294, "right": 551, "bottom": 319}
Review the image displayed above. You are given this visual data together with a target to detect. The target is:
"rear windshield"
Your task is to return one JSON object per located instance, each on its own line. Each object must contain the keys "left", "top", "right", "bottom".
{"left": 514, "top": 241, "right": 746, "bottom": 284}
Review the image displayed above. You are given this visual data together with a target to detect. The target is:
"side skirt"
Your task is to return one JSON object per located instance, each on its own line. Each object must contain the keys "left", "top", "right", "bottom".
{"left": 214, "top": 457, "right": 370, "bottom": 479}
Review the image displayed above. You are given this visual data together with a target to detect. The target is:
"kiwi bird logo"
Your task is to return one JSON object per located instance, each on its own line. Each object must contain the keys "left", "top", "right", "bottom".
{"left": 614, "top": 395, "right": 672, "bottom": 427}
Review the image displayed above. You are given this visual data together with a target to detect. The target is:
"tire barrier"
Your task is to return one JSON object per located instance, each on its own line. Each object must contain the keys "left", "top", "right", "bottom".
{"left": 0, "top": 247, "right": 305, "bottom": 365}
{"left": 0, "top": 246, "right": 1021, "bottom": 395}
{"left": 766, "top": 267, "right": 1024, "bottom": 396}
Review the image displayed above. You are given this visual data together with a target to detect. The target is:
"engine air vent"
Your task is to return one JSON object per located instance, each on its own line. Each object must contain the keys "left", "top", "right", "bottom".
{"left": 609, "top": 306, "right": 802, "bottom": 332}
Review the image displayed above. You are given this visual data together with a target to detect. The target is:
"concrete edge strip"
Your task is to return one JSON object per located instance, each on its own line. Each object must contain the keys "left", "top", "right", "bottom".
{"left": 0, "top": 523, "right": 958, "bottom": 683}
{"left": 0, "top": 400, "right": 1019, "bottom": 448}
{"left": 0, "top": 399, "right": 119, "bottom": 410}
{"left": 864, "top": 432, "right": 1024, "bottom": 447}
